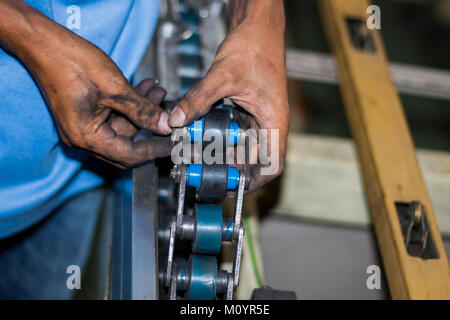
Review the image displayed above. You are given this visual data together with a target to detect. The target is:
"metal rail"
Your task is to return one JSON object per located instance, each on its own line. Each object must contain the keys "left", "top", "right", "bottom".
{"left": 286, "top": 48, "right": 450, "bottom": 101}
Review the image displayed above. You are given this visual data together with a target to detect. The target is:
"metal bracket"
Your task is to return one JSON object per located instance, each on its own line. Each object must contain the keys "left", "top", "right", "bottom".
{"left": 169, "top": 262, "right": 178, "bottom": 300}
{"left": 232, "top": 223, "right": 245, "bottom": 289}
{"left": 165, "top": 217, "right": 177, "bottom": 287}
{"left": 233, "top": 171, "right": 245, "bottom": 240}
{"left": 396, "top": 201, "right": 439, "bottom": 259}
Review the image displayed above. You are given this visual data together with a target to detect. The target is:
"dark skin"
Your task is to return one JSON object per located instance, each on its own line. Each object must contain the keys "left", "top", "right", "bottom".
{"left": 0, "top": 0, "right": 289, "bottom": 191}
{"left": 169, "top": 0, "right": 289, "bottom": 192}
{"left": 0, "top": 0, "right": 173, "bottom": 168}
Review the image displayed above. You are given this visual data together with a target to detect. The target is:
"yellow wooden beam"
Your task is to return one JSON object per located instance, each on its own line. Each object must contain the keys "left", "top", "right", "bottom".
{"left": 319, "top": 0, "right": 450, "bottom": 299}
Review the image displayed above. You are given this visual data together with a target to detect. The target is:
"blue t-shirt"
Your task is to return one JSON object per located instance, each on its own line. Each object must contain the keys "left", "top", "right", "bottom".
{"left": 0, "top": 0, "right": 160, "bottom": 239}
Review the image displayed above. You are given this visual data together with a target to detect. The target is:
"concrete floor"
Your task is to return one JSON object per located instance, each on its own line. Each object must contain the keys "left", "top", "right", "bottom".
{"left": 260, "top": 216, "right": 450, "bottom": 300}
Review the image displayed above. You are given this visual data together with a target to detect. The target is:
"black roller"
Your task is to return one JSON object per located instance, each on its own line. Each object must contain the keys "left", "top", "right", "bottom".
{"left": 197, "top": 164, "right": 228, "bottom": 202}
{"left": 203, "top": 108, "right": 230, "bottom": 164}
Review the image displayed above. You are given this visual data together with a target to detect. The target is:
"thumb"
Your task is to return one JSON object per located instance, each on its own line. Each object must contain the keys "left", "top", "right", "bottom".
{"left": 168, "top": 66, "right": 233, "bottom": 127}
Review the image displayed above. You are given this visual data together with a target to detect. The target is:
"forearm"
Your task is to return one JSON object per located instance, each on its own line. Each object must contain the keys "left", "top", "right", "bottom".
{"left": 0, "top": 1, "right": 72, "bottom": 72}
{"left": 228, "top": 0, "right": 285, "bottom": 32}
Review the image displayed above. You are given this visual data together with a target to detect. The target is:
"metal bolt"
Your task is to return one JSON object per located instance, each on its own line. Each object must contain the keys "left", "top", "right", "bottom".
{"left": 170, "top": 165, "right": 182, "bottom": 182}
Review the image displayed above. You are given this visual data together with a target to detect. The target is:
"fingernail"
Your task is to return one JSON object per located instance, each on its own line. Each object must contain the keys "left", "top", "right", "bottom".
{"left": 169, "top": 107, "right": 186, "bottom": 127}
{"left": 158, "top": 113, "right": 173, "bottom": 134}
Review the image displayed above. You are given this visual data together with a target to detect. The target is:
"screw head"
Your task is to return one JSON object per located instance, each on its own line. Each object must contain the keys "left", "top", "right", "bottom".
{"left": 170, "top": 165, "right": 182, "bottom": 182}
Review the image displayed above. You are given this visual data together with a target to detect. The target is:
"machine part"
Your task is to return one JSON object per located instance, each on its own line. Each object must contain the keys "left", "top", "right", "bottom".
{"left": 203, "top": 108, "right": 230, "bottom": 161}
{"left": 160, "top": 7, "right": 251, "bottom": 296}
{"left": 192, "top": 204, "right": 223, "bottom": 254}
{"left": 320, "top": 0, "right": 450, "bottom": 299}
{"left": 155, "top": 11, "right": 193, "bottom": 100}
{"left": 232, "top": 170, "right": 245, "bottom": 240}
{"left": 178, "top": 54, "right": 203, "bottom": 78}
{"left": 228, "top": 122, "right": 241, "bottom": 145}
{"left": 169, "top": 262, "right": 178, "bottom": 300}
{"left": 165, "top": 164, "right": 187, "bottom": 287}
{"left": 166, "top": 164, "right": 248, "bottom": 299}
{"left": 396, "top": 201, "right": 438, "bottom": 259}
{"left": 232, "top": 223, "right": 245, "bottom": 289}
{"left": 286, "top": 48, "right": 450, "bottom": 101}
{"left": 198, "top": 164, "right": 229, "bottom": 202}
{"left": 186, "top": 255, "right": 218, "bottom": 300}
{"left": 178, "top": 33, "right": 201, "bottom": 55}
{"left": 225, "top": 273, "right": 234, "bottom": 300}
{"left": 173, "top": 164, "right": 187, "bottom": 233}
{"left": 186, "top": 163, "right": 203, "bottom": 189}
{"left": 145, "top": 0, "right": 247, "bottom": 301}
{"left": 169, "top": 255, "right": 229, "bottom": 300}
{"left": 187, "top": 107, "right": 241, "bottom": 145}
{"left": 109, "top": 150, "right": 159, "bottom": 299}
{"left": 178, "top": 205, "right": 235, "bottom": 254}
{"left": 187, "top": 117, "right": 204, "bottom": 143}
{"left": 251, "top": 286, "right": 297, "bottom": 300}
{"left": 222, "top": 218, "right": 234, "bottom": 242}
{"left": 165, "top": 217, "right": 177, "bottom": 288}
{"left": 186, "top": 164, "right": 240, "bottom": 192}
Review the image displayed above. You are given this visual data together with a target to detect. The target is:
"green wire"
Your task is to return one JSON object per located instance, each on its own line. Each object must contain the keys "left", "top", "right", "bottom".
{"left": 243, "top": 212, "right": 264, "bottom": 288}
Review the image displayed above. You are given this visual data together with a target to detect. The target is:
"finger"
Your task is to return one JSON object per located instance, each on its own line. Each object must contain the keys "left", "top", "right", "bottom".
{"left": 89, "top": 152, "right": 128, "bottom": 169}
{"left": 168, "top": 64, "right": 233, "bottom": 127}
{"left": 108, "top": 115, "right": 138, "bottom": 138}
{"left": 147, "top": 86, "right": 167, "bottom": 105}
{"left": 108, "top": 91, "right": 172, "bottom": 135}
{"left": 103, "top": 135, "right": 172, "bottom": 167}
{"left": 135, "top": 78, "right": 158, "bottom": 96}
{"left": 88, "top": 139, "right": 170, "bottom": 170}
{"left": 86, "top": 120, "right": 171, "bottom": 167}
{"left": 134, "top": 79, "right": 167, "bottom": 105}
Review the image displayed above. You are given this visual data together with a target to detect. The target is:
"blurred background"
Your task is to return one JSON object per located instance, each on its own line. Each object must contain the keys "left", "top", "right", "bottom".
{"left": 256, "top": 0, "right": 450, "bottom": 299}
{"left": 285, "top": 0, "right": 450, "bottom": 147}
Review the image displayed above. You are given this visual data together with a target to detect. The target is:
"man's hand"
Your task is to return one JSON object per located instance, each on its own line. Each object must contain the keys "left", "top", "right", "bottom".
{"left": 0, "top": 1, "right": 172, "bottom": 168}
{"left": 168, "top": 0, "right": 289, "bottom": 192}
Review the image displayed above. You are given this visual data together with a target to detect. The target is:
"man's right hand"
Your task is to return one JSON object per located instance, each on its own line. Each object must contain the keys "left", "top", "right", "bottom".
{"left": 0, "top": 0, "right": 172, "bottom": 168}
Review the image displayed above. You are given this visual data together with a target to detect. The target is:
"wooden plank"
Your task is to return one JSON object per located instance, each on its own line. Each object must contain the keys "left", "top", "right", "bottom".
{"left": 274, "top": 134, "right": 450, "bottom": 235}
{"left": 319, "top": 0, "right": 450, "bottom": 299}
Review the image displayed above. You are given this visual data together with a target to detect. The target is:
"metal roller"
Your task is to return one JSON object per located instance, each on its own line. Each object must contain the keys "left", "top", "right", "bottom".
{"left": 192, "top": 204, "right": 223, "bottom": 254}
{"left": 173, "top": 255, "right": 229, "bottom": 300}
{"left": 186, "top": 255, "right": 218, "bottom": 300}
{"left": 187, "top": 107, "right": 241, "bottom": 146}
{"left": 186, "top": 163, "right": 240, "bottom": 202}
{"left": 161, "top": 1, "right": 248, "bottom": 301}
{"left": 179, "top": 204, "right": 234, "bottom": 254}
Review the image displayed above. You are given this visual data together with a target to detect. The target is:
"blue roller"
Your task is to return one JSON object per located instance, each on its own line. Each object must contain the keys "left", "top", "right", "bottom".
{"left": 228, "top": 122, "right": 241, "bottom": 145}
{"left": 187, "top": 115, "right": 240, "bottom": 145}
{"left": 186, "top": 164, "right": 202, "bottom": 189}
{"left": 186, "top": 164, "right": 240, "bottom": 191}
{"left": 186, "top": 255, "right": 217, "bottom": 300}
{"left": 193, "top": 204, "right": 223, "bottom": 254}
{"left": 187, "top": 117, "right": 204, "bottom": 143}
{"left": 226, "top": 166, "right": 240, "bottom": 190}
{"left": 222, "top": 218, "right": 234, "bottom": 242}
